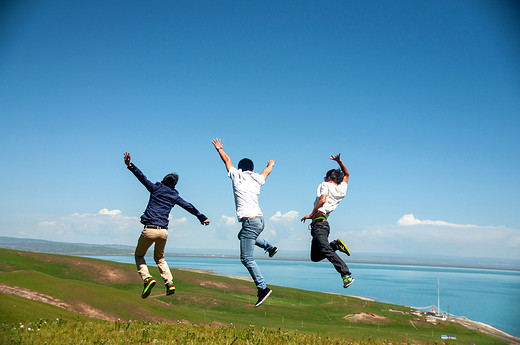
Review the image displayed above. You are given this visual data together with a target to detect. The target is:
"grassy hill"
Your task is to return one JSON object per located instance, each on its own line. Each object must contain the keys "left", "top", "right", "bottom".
{"left": 0, "top": 236, "right": 136, "bottom": 256}
{"left": 0, "top": 248, "right": 512, "bottom": 344}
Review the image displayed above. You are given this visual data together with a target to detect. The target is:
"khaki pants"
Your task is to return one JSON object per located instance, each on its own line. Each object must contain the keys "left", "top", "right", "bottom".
{"left": 135, "top": 226, "right": 173, "bottom": 284}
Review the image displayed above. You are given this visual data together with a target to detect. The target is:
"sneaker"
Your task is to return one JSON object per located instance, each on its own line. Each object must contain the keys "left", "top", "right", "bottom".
{"left": 166, "top": 282, "right": 176, "bottom": 296}
{"left": 255, "top": 287, "right": 272, "bottom": 307}
{"left": 336, "top": 239, "right": 351, "bottom": 256}
{"left": 141, "top": 277, "right": 156, "bottom": 299}
{"left": 268, "top": 247, "right": 279, "bottom": 258}
{"left": 342, "top": 275, "right": 355, "bottom": 288}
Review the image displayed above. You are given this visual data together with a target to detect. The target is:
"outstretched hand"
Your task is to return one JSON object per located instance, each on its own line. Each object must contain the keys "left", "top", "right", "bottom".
{"left": 211, "top": 138, "right": 223, "bottom": 150}
{"left": 330, "top": 153, "right": 341, "bottom": 163}
{"left": 124, "top": 152, "right": 131, "bottom": 167}
{"left": 300, "top": 215, "right": 312, "bottom": 223}
{"left": 202, "top": 219, "right": 210, "bottom": 226}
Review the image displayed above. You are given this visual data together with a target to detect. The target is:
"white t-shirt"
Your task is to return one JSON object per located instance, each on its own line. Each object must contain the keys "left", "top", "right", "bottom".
{"left": 228, "top": 166, "right": 265, "bottom": 219}
{"left": 315, "top": 181, "right": 348, "bottom": 216}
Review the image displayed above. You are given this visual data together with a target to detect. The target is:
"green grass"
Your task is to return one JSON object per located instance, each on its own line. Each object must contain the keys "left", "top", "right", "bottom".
{"left": 0, "top": 248, "right": 510, "bottom": 344}
{"left": 0, "top": 294, "right": 88, "bottom": 322}
{"left": 1, "top": 319, "right": 385, "bottom": 345}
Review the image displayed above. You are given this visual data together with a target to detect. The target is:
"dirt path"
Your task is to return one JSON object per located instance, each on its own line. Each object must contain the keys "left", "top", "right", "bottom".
{"left": 0, "top": 282, "right": 117, "bottom": 321}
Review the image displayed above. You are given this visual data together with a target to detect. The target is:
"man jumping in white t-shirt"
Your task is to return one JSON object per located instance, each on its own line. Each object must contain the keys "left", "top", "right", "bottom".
{"left": 301, "top": 153, "right": 354, "bottom": 288}
{"left": 211, "top": 138, "right": 278, "bottom": 307}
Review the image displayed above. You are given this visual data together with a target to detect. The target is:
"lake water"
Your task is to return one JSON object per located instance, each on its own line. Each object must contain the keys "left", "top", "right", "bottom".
{"left": 90, "top": 255, "right": 520, "bottom": 337}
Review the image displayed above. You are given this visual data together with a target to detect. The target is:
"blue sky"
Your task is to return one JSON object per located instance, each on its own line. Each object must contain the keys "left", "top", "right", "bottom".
{"left": 1, "top": 1, "right": 519, "bottom": 259}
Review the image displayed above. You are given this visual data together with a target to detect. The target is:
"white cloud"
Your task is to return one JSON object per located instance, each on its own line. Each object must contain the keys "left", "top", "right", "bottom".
{"left": 31, "top": 209, "right": 141, "bottom": 245}
{"left": 171, "top": 217, "right": 187, "bottom": 226}
{"left": 219, "top": 215, "right": 236, "bottom": 227}
{"left": 168, "top": 214, "right": 239, "bottom": 247}
{"left": 263, "top": 226, "right": 278, "bottom": 239}
{"left": 397, "top": 214, "right": 479, "bottom": 228}
{"left": 262, "top": 211, "right": 303, "bottom": 249}
{"left": 38, "top": 221, "right": 57, "bottom": 226}
{"left": 335, "top": 220, "right": 520, "bottom": 259}
{"left": 64, "top": 209, "right": 139, "bottom": 230}
{"left": 270, "top": 211, "right": 299, "bottom": 223}
{"left": 97, "top": 208, "right": 122, "bottom": 216}
{"left": 23, "top": 209, "right": 520, "bottom": 259}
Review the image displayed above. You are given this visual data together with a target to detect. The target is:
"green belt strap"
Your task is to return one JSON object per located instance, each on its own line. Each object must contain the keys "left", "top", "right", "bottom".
{"left": 312, "top": 216, "right": 326, "bottom": 222}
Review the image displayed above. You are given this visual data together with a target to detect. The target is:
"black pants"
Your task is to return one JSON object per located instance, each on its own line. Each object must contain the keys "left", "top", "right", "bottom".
{"left": 310, "top": 220, "right": 351, "bottom": 276}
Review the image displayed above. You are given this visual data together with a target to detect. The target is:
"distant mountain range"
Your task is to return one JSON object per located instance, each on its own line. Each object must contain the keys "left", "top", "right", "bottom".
{"left": 1, "top": 236, "right": 518, "bottom": 271}
{"left": 0, "top": 236, "right": 135, "bottom": 256}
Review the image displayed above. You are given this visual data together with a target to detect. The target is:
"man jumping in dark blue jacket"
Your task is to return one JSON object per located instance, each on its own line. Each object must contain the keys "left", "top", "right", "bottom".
{"left": 124, "top": 152, "right": 210, "bottom": 298}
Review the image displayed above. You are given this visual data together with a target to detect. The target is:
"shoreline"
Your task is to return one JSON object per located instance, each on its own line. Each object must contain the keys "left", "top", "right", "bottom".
{"left": 170, "top": 253, "right": 520, "bottom": 272}
{"left": 177, "top": 267, "right": 520, "bottom": 344}
{"left": 452, "top": 317, "right": 520, "bottom": 344}
{"left": 177, "top": 267, "right": 376, "bottom": 300}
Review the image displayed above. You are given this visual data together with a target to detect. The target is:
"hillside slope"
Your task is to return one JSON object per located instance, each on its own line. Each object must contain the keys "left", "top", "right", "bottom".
{"left": 0, "top": 248, "right": 510, "bottom": 344}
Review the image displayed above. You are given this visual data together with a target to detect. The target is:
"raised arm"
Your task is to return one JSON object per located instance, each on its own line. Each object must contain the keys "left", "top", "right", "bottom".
{"left": 260, "top": 160, "right": 275, "bottom": 180}
{"left": 211, "top": 138, "right": 233, "bottom": 172}
{"left": 124, "top": 152, "right": 132, "bottom": 167}
{"left": 330, "top": 153, "right": 349, "bottom": 183}
{"left": 123, "top": 152, "right": 156, "bottom": 192}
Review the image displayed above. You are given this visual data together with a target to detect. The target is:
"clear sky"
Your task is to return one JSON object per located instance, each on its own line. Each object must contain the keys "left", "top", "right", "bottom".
{"left": 1, "top": 1, "right": 519, "bottom": 259}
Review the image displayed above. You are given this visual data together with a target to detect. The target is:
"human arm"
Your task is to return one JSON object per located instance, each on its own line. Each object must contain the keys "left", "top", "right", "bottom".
{"left": 330, "top": 153, "right": 349, "bottom": 183}
{"left": 211, "top": 138, "right": 233, "bottom": 172}
{"left": 300, "top": 194, "right": 327, "bottom": 222}
{"left": 260, "top": 160, "right": 275, "bottom": 180}
{"left": 124, "top": 152, "right": 132, "bottom": 167}
{"left": 175, "top": 197, "right": 210, "bottom": 225}
{"left": 123, "top": 152, "right": 156, "bottom": 193}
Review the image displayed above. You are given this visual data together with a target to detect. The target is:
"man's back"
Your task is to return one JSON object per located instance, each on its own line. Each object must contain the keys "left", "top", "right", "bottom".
{"left": 228, "top": 166, "right": 265, "bottom": 219}
{"left": 315, "top": 181, "right": 348, "bottom": 216}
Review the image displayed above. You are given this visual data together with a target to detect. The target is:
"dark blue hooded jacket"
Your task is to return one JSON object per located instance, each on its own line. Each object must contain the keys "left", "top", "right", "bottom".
{"left": 128, "top": 164, "right": 207, "bottom": 228}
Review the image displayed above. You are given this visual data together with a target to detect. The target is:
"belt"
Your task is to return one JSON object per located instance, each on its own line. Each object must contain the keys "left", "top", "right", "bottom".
{"left": 144, "top": 225, "right": 163, "bottom": 229}
{"left": 239, "top": 216, "right": 260, "bottom": 222}
{"left": 312, "top": 216, "right": 327, "bottom": 223}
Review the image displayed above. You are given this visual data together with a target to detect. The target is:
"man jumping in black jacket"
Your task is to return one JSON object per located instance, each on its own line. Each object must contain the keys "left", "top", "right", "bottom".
{"left": 124, "top": 152, "right": 210, "bottom": 298}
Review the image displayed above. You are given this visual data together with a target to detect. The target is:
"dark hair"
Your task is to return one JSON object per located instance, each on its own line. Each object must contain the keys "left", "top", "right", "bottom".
{"left": 325, "top": 169, "right": 344, "bottom": 184}
{"left": 162, "top": 173, "right": 178, "bottom": 189}
{"left": 238, "top": 158, "right": 254, "bottom": 172}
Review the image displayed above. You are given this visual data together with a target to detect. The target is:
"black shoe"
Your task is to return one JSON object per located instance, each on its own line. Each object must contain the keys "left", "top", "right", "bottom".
{"left": 255, "top": 287, "right": 272, "bottom": 307}
{"left": 268, "top": 247, "right": 278, "bottom": 258}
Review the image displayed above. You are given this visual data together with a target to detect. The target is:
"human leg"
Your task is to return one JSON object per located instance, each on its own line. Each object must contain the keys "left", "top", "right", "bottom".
{"left": 251, "top": 217, "right": 278, "bottom": 257}
{"left": 310, "top": 221, "right": 351, "bottom": 276}
{"left": 135, "top": 229, "right": 155, "bottom": 281}
{"left": 135, "top": 227, "right": 157, "bottom": 298}
{"left": 238, "top": 218, "right": 267, "bottom": 290}
{"left": 152, "top": 228, "right": 173, "bottom": 285}
{"left": 310, "top": 228, "right": 326, "bottom": 262}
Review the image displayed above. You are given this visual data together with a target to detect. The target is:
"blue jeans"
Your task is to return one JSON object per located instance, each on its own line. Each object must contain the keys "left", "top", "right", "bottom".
{"left": 237, "top": 217, "right": 274, "bottom": 290}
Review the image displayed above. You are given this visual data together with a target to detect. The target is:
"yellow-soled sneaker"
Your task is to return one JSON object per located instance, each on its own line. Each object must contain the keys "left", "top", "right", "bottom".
{"left": 141, "top": 277, "right": 156, "bottom": 299}
{"left": 166, "top": 282, "right": 176, "bottom": 296}
{"left": 336, "top": 239, "right": 351, "bottom": 256}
